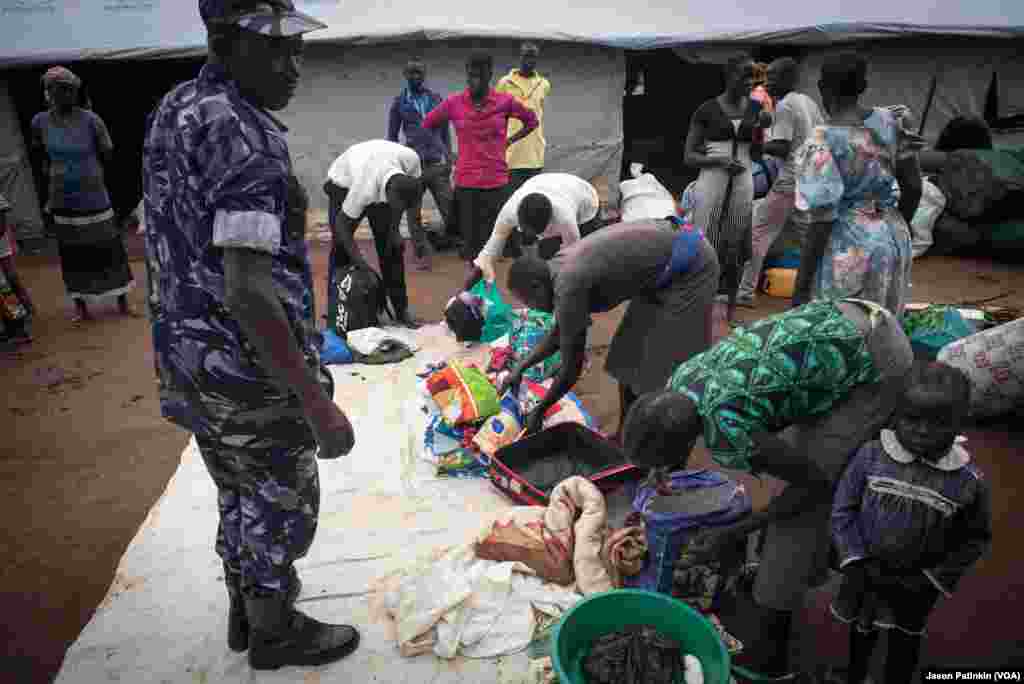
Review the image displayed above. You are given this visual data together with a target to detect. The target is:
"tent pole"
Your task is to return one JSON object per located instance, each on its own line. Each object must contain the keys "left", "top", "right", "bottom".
{"left": 918, "top": 73, "right": 938, "bottom": 137}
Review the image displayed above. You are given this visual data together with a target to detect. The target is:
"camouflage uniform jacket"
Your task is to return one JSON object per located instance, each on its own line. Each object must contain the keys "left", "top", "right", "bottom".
{"left": 142, "top": 63, "right": 320, "bottom": 438}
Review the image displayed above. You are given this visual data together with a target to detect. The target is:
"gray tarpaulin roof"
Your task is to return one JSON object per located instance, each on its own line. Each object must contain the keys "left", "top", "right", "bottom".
{"left": 2, "top": 0, "right": 1023, "bottom": 67}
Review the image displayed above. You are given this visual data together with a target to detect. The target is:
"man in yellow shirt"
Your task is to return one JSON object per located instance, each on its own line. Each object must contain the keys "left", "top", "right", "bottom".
{"left": 497, "top": 42, "right": 551, "bottom": 256}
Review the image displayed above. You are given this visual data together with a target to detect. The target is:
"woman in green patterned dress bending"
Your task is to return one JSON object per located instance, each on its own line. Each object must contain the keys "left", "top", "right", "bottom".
{"left": 622, "top": 297, "right": 914, "bottom": 681}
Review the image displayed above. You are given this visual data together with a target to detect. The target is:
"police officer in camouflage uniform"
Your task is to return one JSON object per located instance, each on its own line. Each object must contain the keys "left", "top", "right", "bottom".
{"left": 142, "top": 0, "right": 360, "bottom": 670}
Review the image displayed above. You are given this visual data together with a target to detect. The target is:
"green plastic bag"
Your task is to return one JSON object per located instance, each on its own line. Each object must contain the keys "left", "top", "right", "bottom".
{"left": 901, "top": 305, "right": 975, "bottom": 361}
{"left": 471, "top": 280, "right": 514, "bottom": 344}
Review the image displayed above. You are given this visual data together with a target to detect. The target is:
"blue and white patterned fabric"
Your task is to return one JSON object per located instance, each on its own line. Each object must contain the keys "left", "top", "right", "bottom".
{"left": 142, "top": 62, "right": 321, "bottom": 438}
{"left": 199, "top": 0, "right": 327, "bottom": 37}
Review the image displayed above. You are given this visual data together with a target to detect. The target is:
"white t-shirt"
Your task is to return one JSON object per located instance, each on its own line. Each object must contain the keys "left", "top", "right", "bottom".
{"left": 326, "top": 140, "right": 422, "bottom": 220}
{"left": 476, "top": 173, "right": 599, "bottom": 262}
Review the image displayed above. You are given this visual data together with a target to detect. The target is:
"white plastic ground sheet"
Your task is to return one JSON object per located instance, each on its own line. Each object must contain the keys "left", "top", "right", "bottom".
{"left": 55, "top": 324, "right": 546, "bottom": 684}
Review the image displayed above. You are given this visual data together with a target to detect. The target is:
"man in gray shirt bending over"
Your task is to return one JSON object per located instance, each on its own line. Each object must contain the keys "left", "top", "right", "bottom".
{"left": 500, "top": 220, "right": 719, "bottom": 438}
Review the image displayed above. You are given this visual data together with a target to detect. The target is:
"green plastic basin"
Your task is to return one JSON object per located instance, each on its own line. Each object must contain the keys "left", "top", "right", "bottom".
{"left": 551, "top": 589, "right": 731, "bottom": 684}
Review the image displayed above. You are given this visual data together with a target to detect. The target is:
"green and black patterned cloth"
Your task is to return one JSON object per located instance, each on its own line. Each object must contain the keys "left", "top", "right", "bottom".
{"left": 668, "top": 300, "right": 881, "bottom": 471}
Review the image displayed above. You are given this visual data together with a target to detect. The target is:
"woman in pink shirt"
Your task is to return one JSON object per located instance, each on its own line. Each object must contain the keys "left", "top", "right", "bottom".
{"left": 423, "top": 52, "right": 538, "bottom": 264}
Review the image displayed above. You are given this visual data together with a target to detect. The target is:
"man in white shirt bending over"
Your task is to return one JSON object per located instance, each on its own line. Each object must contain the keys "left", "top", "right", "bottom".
{"left": 462, "top": 172, "right": 600, "bottom": 290}
{"left": 324, "top": 139, "right": 424, "bottom": 328}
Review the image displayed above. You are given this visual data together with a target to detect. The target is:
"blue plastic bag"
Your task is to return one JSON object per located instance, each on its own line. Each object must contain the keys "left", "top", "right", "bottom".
{"left": 320, "top": 329, "right": 354, "bottom": 365}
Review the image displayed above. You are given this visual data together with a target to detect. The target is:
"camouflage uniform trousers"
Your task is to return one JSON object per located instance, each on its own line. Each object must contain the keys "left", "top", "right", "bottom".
{"left": 195, "top": 409, "right": 321, "bottom": 596}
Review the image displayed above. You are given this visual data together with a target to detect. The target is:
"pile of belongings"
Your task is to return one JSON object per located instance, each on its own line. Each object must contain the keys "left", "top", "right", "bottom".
{"left": 320, "top": 326, "right": 419, "bottom": 366}
{"left": 417, "top": 354, "right": 597, "bottom": 479}
{"left": 380, "top": 476, "right": 649, "bottom": 660}
{"left": 489, "top": 308, "right": 563, "bottom": 383}
{"left": 619, "top": 169, "right": 677, "bottom": 223}
{"left": 928, "top": 146, "right": 1024, "bottom": 255}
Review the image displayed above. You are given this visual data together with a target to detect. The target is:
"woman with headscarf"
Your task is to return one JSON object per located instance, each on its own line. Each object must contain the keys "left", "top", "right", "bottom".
{"left": 31, "top": 66, "right": 135, "bottom": 324}
{"left": 790, "top": 53, "right": 924, "bottom": 316}
{"left": 684, "top": 56, "right": 769, "bottom": 317}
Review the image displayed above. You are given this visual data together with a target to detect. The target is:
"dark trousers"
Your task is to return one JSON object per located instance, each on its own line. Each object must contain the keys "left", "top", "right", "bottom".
{"left": 453, "top": 185, "right": 510, "bottom": 262}
{"left": 327, "top": 186, "right": 409, "bottom": 316}
{"left": 411, "top": 161, "right": 455, "bottom": 248}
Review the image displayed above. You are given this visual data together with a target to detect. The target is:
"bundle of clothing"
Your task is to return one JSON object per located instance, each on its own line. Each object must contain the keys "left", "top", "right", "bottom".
{"left": 320, "top": 326, "right": 420, "bottom": 365}
{"left": 381, "top": 477, "right": 648, "bottom": 660}
{"left": 417, "top": 357, "right": 597, "bottom": 479}
{"left": 475, "top": 476, "right": 648, "bottom": 592}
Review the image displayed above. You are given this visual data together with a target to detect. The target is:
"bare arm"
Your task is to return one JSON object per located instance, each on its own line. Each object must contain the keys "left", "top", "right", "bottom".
{"left": 506, "top": 101, "right": 539, "bottom": 146}
{"left": 387, "top": 98, "right": 402, "bottom": 143}
{"left": 332, "top": 214, "right": 372, "bottom": 271}
{"left": 224, "top": 248, "right": 355, "bottom": 457}
{"left": 92, "top": 113, "right": 115, "bottom": 167}
{"left": 30, "top": 120, "right": 50, "bottom": 179}
{"left": 323, "top": 181, "right": 372, "bottom": 271}
{"left": 895, "top": 153, "right": 924, "bottom": 224}
{"left": 684, "top": 115, "right": 727, "bottom": 170}
{"left": 527, "top": 330, "right": 586, "bottom": 419}
{"left": 421, "top": 98, "right": 449, "bottom": 130}
{"left": 743, "top": 432, "right": 833, "bottom": 530}
{"left": 513, "top": 323, "right": 562, "bottom": 376}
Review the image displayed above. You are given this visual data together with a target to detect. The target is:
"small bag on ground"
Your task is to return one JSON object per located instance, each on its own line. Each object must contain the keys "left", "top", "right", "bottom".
{"left": 326, "top": 262, "right": 390, "bottom": 336}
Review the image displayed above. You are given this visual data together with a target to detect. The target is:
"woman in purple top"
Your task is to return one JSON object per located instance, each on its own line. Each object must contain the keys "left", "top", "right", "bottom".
{"left": 31, "top": 67, "right": 135, "bottom": 324}
{"left": 422, "top": 52, "right": 538, "bottom": 266}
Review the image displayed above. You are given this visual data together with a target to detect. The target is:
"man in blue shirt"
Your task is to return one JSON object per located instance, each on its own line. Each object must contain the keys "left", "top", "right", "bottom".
{"left": 142, "top": 0, "right": 360, "bottom": 670}
{"left": 387, "top": 58, "right": 456, "bottom": 268}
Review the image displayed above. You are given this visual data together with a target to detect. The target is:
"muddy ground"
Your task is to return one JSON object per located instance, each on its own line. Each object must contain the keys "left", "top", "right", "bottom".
{"left": 2, "top": 228, "right": 1022, "bottom": 682}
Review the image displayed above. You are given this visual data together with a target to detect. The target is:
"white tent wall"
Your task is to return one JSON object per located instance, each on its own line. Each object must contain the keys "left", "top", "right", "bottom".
{"left": 280, "top": 39, "right": 625, "bottom": 213}
{"left": 0, "top": 77, "right": 44, "bottom": 241}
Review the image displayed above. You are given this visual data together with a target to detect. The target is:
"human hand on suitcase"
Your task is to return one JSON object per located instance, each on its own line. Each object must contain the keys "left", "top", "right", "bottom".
{"left": 523, "top": 407, "right": 545, "bottom": 436}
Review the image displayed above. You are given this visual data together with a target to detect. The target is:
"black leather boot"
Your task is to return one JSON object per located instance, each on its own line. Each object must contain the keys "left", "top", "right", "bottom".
{"left": 225, "top": 566, "right": 302, "bottom": 653}
{"left": 244, "top": 593, "right": 360, "bottom": 670}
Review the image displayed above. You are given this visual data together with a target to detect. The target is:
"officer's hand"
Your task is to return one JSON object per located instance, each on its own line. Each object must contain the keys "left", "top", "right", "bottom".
{"left": 309, "top": 395, "right": 355, "bottom": 460}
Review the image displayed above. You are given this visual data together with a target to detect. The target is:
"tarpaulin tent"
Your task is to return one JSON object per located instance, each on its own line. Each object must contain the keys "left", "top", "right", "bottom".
{"left": 1, "top": 0, "right": 1022, "bottom": 225}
